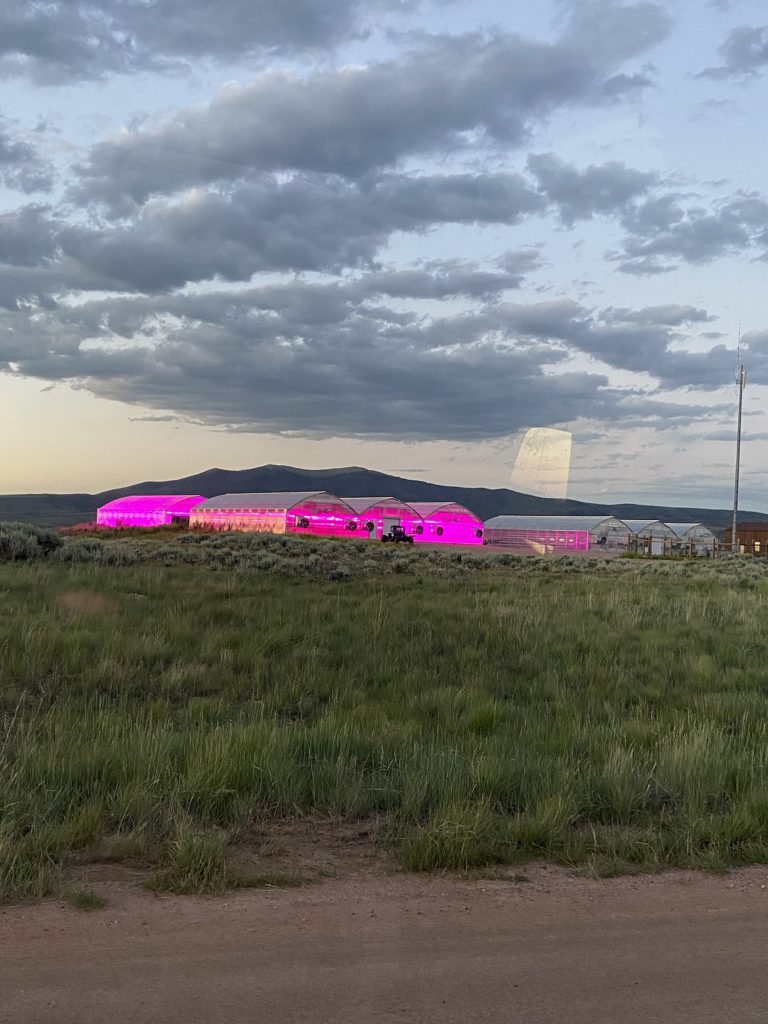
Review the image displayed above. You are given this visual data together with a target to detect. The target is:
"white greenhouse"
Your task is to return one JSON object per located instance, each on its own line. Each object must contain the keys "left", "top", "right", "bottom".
{"left": 666, "top": 523, "right": 719, "bottom": 557}
{"left": 623, "top": 520, "right": 677, "bottom": 556}
{"left": 483, "top": 515, "right": 630, "bottom": 554}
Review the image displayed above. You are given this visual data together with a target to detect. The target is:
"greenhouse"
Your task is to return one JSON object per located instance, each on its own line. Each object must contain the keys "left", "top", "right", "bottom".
{"left": 623, "top": 520, "right": 677, "bottom": 556}
{"left": 340, "top": 497, "right": 421, "bottom": 539}
{"left": 405, "top": 502, "right": 485, "bottom": 545}
{"left": 667, "top": 523, "right": 719, "bottom": 557}
{"left": 96, "top": 494, "right": 206, "bottom": 528}
{"left": 483, "top": 515, "right": 630, "bottom": 553}
{"left": 189, "top": 491, "right": 358, "bottom": 537}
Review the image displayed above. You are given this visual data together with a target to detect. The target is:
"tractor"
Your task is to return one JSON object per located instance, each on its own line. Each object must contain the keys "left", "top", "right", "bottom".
{"left": 381, "top": 524, "right": 414, "bottom": 544}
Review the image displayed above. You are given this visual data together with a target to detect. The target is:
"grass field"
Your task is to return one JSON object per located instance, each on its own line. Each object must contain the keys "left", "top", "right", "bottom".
{"left": 3, "top": 531, "right": 768, "bottom": 902}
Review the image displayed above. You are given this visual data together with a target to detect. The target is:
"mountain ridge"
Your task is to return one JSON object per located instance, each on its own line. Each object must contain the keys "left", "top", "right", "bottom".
{"left": 0, "top": 464, "right": 764, "bottom": 531}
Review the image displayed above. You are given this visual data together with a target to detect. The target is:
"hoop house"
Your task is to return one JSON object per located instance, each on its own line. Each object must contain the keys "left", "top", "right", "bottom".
{"left": 96, "top": 494, "right": 206, "bottom": 528}
{"left": 340, "top": 497, "right": 421, "bottom": 539}
{"left": 667, "top": 523, "right": 718, "bottom": 556}
{"left": 404, "top": 502, "right": 485, "bottom": 545}
{"left": 483, "top": 515, "right": 629, "bottom": 553}
{"left": 623, "top": 520, "right": 676, "bottom": 556}
{"left": 189, "top": 492, "right": 357, "bottom": 537}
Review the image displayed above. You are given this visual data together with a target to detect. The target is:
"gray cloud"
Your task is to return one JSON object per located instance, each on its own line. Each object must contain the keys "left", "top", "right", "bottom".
{"left": 0, "top": 205, "right": 132, "bottom": 310}
{"left": 491, "top": 300, "right": 736, "bottom": 389}
{"left": 0, "top": 0, "right": 418, "bottom": 85}
{"left": 527, "top": 152, "right": 658, "bottom": 225}
{"left": 700, "top": 430, "right": 768, "bottom": 442}
{"left": 74, "top": 7, "right": 670, "bottom": 209}
{"left": 128, "top": 414, "right": 180, "bottom": 422}
{"left": 0, "top": 171, "right": 542, "bottom": 308}
{"left": 698, "top": 25, "right": 768, "bottom": 79}
{"left": 61, "top": 172, "right": 544, "bottom": 292}
{"left": 603, "top": 305, "right": 714, "bottom": 326}
{"left": 44, "top": 256, "right": 539, "bottom": 341}
{"left": 615, "top": 191, "right": 768, "bottom": 273}
{"left": 0, "top": 117, "right": 54, "bottom": 192}
{"left": 0, "top": 286, "right": 728, "bottom": 441}
{"left": 0, "top": 204, "right": 59, "bottom": 267}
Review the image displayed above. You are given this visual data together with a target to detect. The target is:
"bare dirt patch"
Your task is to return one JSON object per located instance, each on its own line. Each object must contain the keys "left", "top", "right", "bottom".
{"left": 226, "top": 815, "right": 393, "bottom": 884}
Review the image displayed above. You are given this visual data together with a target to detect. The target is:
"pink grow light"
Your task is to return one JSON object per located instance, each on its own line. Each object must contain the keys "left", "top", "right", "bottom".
{"left": 402, "top": 502, "right": 485, "bottom": 546}
{"left": 189, "top": 492, "right": 358, "bottom": 538}
{"left": 96, "top": 495, "right": 206, "bottom": 528}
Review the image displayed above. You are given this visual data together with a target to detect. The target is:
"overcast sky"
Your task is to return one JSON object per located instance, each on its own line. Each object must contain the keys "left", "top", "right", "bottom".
{"left": 2, "top": 0, "right": 767, "bottom": 505}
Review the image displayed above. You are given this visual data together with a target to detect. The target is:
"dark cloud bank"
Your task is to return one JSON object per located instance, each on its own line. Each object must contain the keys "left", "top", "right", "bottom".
{"left": 0, "top": 1, "right": 764, "bottom": 443}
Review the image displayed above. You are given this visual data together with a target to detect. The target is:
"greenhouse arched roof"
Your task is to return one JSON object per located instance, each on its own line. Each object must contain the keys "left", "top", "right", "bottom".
{"left": 98, "top": 495, "right": 206, "bottom": 514}
{"left": 195, "top": 491, "right": 355, "bottom": 512}
{"left": 407, "top": 501, "right": 480, "bottom": 519}
{"left": 340, "top": 496, "right": 421, "bottom": 516}
{"left": 484, "top": 515, "right": 628, "bottom": 532}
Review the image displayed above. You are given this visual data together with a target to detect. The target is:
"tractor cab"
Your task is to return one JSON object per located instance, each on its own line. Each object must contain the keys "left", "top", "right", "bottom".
{"left": 381, "top": 524, "right": 414, "bottom": 544}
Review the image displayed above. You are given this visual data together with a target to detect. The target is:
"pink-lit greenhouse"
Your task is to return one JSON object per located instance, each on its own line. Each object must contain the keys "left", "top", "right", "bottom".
{"left": 188, "top": 491, "right": 358, "bottom": 538}
{"left": 96, "top": 494, "right": 206, "bottom": 528}
{"left": 404, "top": 502, "right": 485, "bottom": 545}
{"left": 340, "top": 497, "right": 421, "bottom": 539}
{"left": 96, "top": 489, "right": 487, "bottom": 545}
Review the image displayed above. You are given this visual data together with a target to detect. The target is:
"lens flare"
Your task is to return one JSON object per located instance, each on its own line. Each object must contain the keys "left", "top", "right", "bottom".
{"left": 510, "top": 428, "right": 572, "bottom": 499}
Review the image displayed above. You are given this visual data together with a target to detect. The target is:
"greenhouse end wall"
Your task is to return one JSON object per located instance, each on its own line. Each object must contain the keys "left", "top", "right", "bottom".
{"left": 96, "top": 495, "right": 206, "bottom": 528}
{"left": 402, "top": 504, "right": 485, "bottom": 545}
{"left": 484, "top": 527, "right": 590, "bottom": 552}
{"left": 191, "top": 498, "right": 358, "bottom": 539}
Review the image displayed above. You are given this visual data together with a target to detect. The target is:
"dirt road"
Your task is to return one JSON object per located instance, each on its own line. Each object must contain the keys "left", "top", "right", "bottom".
{"left": 3, "top": 866, "right": 768, "bottom": 1023}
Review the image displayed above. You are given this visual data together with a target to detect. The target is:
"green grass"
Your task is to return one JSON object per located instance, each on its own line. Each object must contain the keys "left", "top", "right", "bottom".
{"left": 147, "top": 821, "right": 230, "bottom": 895}
{"left": 3, "top": 545, "right": 768, "bottom": 901}
{"left": 64, "top": 886, "right": 107, "bottom": 911}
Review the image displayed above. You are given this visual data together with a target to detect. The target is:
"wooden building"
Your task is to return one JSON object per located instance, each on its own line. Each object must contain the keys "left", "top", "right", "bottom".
{"left": 723, "top": 522, "right": 768, "bottom": 555}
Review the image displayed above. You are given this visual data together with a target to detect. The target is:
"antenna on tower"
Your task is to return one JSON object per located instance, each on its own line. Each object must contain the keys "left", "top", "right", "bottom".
{"left": 731, "top": 322, "right": 746, "bottom": 554}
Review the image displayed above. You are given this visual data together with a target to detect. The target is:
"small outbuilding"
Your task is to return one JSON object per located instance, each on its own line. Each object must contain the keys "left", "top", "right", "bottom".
{"left": 483, "top": 515, "right": 630, "bottom": 553}
{"left": 96, "top": 494, "right": 206, "bottom": 528}
{"left": 666, "top": 523, "right": 718, "bottom": 557}
{"left": 723, "top": 522, "right": 768, "bottom": 555}
{"left": 404, "top": 501, "right": 485, "bottom": 545}
{"left": 188, "top": 491, "right": 357, "bottom": 537}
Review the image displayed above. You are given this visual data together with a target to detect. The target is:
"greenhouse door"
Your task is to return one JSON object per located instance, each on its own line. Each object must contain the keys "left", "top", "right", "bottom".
{"left": 651, "top": 536, "right": 664, "bottom": 556}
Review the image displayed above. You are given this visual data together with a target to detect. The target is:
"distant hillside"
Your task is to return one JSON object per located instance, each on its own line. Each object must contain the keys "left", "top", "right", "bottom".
{"left": 1, "top": 463, "right": 765, "bottom": 532}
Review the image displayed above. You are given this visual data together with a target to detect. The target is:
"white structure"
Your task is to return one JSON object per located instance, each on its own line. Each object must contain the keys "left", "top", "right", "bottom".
{"left": 484, "top": 515, "right": 630, "bottom": 553}
{"left": 666, "top": 523, "right": 718, "bottom": 556}
{"left": 623, "top": 520, "right": 676, "bottom": 556}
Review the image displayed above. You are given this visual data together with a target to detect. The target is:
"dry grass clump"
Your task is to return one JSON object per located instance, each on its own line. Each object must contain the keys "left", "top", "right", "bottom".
{"left": 64, "top": 886, "right": 107, "bottom": 911}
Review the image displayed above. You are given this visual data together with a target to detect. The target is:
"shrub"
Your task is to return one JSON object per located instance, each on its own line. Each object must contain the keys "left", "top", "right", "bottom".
{"left": 56, "top": 538, "right": 105, "bottom": 563}
{"left": 0, "top": 522, "right": 63, "bottom": 562}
